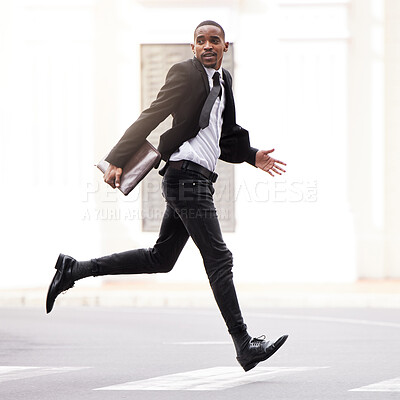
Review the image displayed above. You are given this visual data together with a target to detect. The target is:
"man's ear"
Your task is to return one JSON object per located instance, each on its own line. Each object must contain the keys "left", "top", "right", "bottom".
{"left": 191, "top": 43, "right": 195, "bottom": 54}
{"left": 223, "top": 42, "right": 229, "bottom": 52}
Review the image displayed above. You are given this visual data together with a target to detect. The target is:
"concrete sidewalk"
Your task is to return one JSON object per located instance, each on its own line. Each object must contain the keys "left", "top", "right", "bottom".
{"left": 1, "top": 279, "right": 400, "bottom": 308}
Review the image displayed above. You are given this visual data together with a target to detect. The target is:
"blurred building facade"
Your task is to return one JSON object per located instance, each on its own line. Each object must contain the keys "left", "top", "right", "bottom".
{"left": 0, "top": 0, "right": 399, "bottom": 288}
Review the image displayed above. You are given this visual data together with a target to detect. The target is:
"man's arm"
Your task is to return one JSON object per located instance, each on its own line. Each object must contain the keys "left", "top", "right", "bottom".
{"left": 105, "top": 62, "right": 189, "bottom": 169}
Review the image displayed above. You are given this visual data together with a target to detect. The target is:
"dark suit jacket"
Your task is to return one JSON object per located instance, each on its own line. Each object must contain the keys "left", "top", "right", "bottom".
{"left": 105, "top": 57, "right": 258, "bottom": 169}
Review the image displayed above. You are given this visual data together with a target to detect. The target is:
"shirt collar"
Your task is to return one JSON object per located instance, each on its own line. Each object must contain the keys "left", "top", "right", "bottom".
{"left": 203, "top": 65, "right": 223, "bottom": 81}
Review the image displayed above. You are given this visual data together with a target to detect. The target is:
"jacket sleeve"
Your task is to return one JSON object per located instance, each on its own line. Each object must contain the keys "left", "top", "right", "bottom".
{"left": 219, "top": 124, "right": 258, "bottom": 167}
{"left": 219, "top": 69, "right": 258, "bottom": 167}
{"left": 245, "top": 146, "right": 258, "bottom": 167}
{"left": 105, "top": 62, "right": 188, "bottom": 168}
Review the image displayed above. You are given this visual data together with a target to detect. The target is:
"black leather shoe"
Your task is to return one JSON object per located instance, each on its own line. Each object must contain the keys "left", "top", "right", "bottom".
{"left": 237, "top": 334, "right": 288, "bottom": 372}
{"left": 46, "top": 254, "right": 76, "bottom": 314}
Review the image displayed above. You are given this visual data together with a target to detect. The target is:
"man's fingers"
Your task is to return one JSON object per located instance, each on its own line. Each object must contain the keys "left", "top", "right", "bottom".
{"left": 115, "top": 168, "right": 122, "bottom": 188}
{"left": 275, "top": 165, "right": 286, "bottom": 172}
{"left": 274, "top": 159, "right": 287, "bottom": 166}
{"left": 264, "top": 149, "right": 275, "bottom": 155}
{"left": 103, "top": 165, "right": 123, "bottom": 189}
{"left": 272, "top": 168, "right": 281, "bottom": 175}
{"left": 104, "top": 175, "right": 116, "bottom": 189}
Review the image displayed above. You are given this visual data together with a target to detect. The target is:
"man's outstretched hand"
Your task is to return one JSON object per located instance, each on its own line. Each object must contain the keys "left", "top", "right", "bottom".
{"left": 255, "top": 149, "right": 287, "bottom": 177}
{"left": 104, "top": 164, "right": 123, "bottom": 188}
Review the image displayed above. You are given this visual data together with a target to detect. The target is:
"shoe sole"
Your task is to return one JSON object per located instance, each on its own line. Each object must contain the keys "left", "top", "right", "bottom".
{"left": 239, "top": 334, "right": 289, "bottom": 372}
{"left": 45, "top": 253, "right": 65, "bottom": 314}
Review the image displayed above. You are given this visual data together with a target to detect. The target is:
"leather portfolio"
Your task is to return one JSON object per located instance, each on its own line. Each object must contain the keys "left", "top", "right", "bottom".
{"left": 96, "top": 140, "right": 161, "bottom": 196}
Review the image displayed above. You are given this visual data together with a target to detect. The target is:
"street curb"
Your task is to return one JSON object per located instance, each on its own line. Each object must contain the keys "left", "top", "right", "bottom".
{"left": 1, "top": 281, "right": 400, "bottom": 309}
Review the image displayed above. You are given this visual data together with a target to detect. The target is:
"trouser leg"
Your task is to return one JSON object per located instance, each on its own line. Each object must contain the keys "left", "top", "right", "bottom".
{"left": 163, "top": 168, "right": 247, "bottom": 335}
{"left": 181, "top": 206, "right": 247, "bottom": 334}
{"left": 78, "top": 204, "right": 189, "bottom": 278}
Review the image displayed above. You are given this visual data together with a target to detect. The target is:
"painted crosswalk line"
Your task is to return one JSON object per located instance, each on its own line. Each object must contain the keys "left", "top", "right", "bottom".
{"left": 350, "top": 377, "right": 400, "bottom": 392}
{"left": 95, "top": 366, "right": 328, "bottom": 391}
{"left": 166, "top": 341, "right": 232, "bottom": 345}
{"left": 0, "top": 366, "right": 89, "bottom": 383}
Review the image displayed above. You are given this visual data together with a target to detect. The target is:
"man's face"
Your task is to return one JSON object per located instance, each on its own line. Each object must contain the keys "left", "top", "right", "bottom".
{"left": 191, "top": 25, "right": 229, "bottom": 70}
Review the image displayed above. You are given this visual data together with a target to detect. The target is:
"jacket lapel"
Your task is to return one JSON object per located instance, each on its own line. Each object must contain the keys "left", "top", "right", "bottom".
{"left": 221, "top": 68, "right": 235, "bottom": 128}
{"left": 222, "top": 68, "right": 233, "bottom": 107}
{"left": 192, "top": 57, "right": 210, "bottom": 95}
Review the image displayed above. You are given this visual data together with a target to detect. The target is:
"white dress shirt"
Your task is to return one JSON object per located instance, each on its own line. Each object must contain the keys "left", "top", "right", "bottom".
{"left": 169, "top": 66, "right": 225, "bottom": 172}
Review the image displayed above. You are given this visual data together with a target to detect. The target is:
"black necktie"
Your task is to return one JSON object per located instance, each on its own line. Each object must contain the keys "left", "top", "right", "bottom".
{"left": 199, "top": 72, "right": 221, "bottom": 129}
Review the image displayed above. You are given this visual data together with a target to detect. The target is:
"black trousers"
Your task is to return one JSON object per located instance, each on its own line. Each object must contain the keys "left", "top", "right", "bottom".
{"left": 92, "top": 165, "right": 247, "bottom": 334}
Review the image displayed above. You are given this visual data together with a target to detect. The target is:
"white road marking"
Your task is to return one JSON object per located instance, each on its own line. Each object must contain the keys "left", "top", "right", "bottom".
{"left": 166, "top": 341, "right": 231, "bottom": 345}
{"left": 95, "top": 366, "right": 328, "bottom": 391}
{"left": 0, "top": 366, "right": 89, "bottom": 383}
{"left": 350, "top": 377, "right": 400, "bottom": 392}
{"left": 127, "top": 309, "right": 400, "bottom": 330}
{"left": 247, "top": 312, "right": 400, "bottom": 329}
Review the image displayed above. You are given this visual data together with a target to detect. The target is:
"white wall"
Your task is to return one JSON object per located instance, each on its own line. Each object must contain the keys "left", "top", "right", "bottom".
{"left": 1, "top": 0, "right": 100, "bottom": 289}
{"left": 0, "top": 0, "right": 398, "bottom": 289}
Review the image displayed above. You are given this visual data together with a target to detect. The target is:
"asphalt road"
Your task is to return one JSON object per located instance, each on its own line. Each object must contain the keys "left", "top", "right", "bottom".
{"left": 1, "top": 306, "right": 400, "bottom": 399}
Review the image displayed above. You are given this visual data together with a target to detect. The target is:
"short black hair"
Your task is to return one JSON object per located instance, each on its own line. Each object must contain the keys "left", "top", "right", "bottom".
{"left": 194, "top": 20, "right": 225, "bottom": 40}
